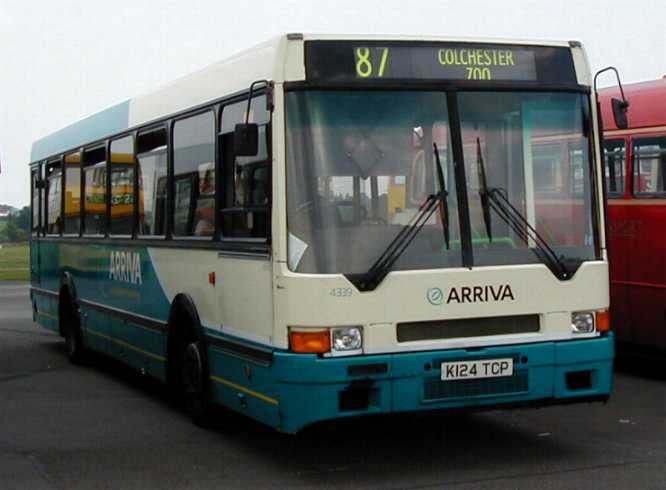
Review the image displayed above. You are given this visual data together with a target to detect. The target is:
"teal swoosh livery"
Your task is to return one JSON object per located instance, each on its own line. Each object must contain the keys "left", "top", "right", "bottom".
{"left": 31, "top": 100, "right": 130, "bottom": 162}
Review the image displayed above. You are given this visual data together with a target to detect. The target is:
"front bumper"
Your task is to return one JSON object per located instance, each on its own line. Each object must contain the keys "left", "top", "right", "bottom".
{"left": 270, "top": 334, "right": 614, "bottom": 433}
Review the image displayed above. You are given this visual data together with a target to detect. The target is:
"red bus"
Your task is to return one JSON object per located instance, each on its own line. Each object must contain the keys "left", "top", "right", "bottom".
{"left": 600, "top": 77, "right": 666, "bottom": 352}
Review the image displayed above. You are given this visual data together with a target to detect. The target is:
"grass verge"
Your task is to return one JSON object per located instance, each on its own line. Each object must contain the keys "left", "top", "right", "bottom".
{"left": 0, "top": 243, "right": 29, "bottom": 281}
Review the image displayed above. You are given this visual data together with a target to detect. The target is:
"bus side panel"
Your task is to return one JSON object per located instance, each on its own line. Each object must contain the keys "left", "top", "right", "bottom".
{"left": 80, "top": 306, "right": 115, "bottom": 357}
{"left": 39, "top": 241, "right": 64, "bottom": 295}
{"left": 145, "top": 249, "right": 274, "bottom": 346}
{"left": 625, "top": 200, "right": 666, "bottom": 348}
{"left": 206, "top": 340, "right": 281, "bottom": 429}
{"left": 33, "top": 291, "right": 59, "bottom": 333}
{"left": 41, "top": 242, "right": 171, "bottom": 375}
{"left": 32, "top": 241, "right": 64, "bottom": 333}
{"left": 607, "top": 201, "right": 633, "bottom": 344}
{"left": 216, "top": 256, "right": 274, "bottom": 345}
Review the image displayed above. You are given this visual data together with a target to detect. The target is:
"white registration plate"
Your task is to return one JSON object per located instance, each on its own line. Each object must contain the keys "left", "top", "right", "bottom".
{"left": 441, "top": 358, "right": 514, "bottom": 381}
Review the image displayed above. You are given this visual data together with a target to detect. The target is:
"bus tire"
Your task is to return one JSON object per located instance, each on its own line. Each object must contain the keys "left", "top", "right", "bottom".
{"left": 60, "top": 291, "right": 86, "bottom": 365}
{"left": 179, "top": 333, "right": 214, "bottom": 427}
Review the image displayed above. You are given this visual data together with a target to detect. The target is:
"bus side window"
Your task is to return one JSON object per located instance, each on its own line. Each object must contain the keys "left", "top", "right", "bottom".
{"left": 82, "top": 145, "right": 107, "bottom": 235}
{"left": 109, "top": 136, "right": 135, "bottom": 236}
{"left": 46, "top": 160, "right": 62, "bottom": 235}
{"left": 633, "top": 137, "right": 666, "bottom": 196}
{"left": 136, "top": 128, "right": 168, "bottom": 237}
{"left": 604, "top": 139, "right": 626, "bottom": 196}
{"left": 63, "top": 151, "right": 82, "bottom": 235}
{"left": 173, "top": 111, "right": 216, "bottom": 237}
{"left": 219, "top": 95, "right": 270, "bottom": 239}
{"left": 31, "top": 166, "right": 41, "bottom": 235}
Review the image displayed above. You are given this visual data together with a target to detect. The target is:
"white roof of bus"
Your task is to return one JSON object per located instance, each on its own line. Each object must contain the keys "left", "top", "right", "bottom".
{"left": 30, "top": 33, "right": 579, "bottom": 163}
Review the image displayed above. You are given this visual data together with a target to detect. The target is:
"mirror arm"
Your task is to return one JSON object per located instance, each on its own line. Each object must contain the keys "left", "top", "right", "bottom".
{"left": 244, "top": 80, "right": 273, "bottom": 124}
{"left": 593, "top": 66, "right": 629, "bottom": 107}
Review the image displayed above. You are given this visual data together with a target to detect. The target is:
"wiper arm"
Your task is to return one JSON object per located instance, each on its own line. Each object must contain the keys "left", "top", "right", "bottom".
{"left": 484, "top": 187, "right": 570, "bottom": 279}
{"left": 476, "top": 138, "right": 493, "bottom": 241}
{"left": 347, "top": 192, "right": 441, "bottom": 291}
{"left": 433, "top": 142, "right": 450, "bottom": 249}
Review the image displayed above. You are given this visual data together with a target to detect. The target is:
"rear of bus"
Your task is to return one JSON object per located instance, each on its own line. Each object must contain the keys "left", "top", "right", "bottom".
{"left": 270, "top": 36, "right": 612, "bottom": 433}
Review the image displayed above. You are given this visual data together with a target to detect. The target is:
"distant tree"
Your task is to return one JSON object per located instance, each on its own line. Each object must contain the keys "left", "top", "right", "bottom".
{"left": 5, "top": 220, "right": 19, "bottom": 242}
{"left": 15, "top": 206, "right": 30, "bottom": 231}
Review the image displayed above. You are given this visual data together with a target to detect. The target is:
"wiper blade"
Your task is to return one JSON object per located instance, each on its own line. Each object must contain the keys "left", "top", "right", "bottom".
{"left": 348, "top": 193, "right": 441, "bottom": 291}
{"left": 476, "top": 138, "right": 493, "bottom": 241}
{"left": 484, "top": 187, "right": 570, "bottom": 279}
{"left": 433, "top": 142, "right": 450, "bottom": 249}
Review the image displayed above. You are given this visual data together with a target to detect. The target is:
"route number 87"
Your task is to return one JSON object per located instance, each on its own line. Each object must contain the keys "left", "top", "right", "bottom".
{"left": 355, "top": 47, "right": 390, "bottom": 78}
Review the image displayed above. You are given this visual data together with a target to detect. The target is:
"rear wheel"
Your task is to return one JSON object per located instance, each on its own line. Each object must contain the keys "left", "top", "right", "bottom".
{"left": 61, "top": 295, "right": 86, "bottom": 365}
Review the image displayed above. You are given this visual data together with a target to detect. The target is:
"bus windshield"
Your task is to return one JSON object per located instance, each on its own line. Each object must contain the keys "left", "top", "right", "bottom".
{"left": 286, "top": 90, "right": 598, "bottom": 278}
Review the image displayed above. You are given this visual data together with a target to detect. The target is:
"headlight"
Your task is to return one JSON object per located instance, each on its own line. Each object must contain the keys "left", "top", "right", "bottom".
{"left": 331, "top": 327, "right": 363, "bottom": 352}
{"left": 571, "top": 312, "right": 595, "bottom": 334}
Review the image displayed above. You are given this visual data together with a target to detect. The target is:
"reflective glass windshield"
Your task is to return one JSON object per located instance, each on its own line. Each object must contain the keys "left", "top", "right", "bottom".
{"left": 286, "top": 90, "right": 598, "bottom": 277}
{"left": 287, "top": 91, "right": 461, "bottom": 274}
{"left": 457, "top": 92, "right": 597, "bottom": 270}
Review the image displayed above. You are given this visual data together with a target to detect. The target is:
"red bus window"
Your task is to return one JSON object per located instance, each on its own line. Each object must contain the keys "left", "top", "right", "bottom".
{"left": 633, "top": 137, "right": 666, "bottom": 196}
{"left": 604, "top": 139, "right": 625, "bottom": 196}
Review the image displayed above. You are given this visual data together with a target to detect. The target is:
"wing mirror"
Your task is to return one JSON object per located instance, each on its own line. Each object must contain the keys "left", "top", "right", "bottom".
{"left": 234, "top": 123, "right": 259, "bottom": 156}
{"left": 611, "top": 97, "right": 629, "bottom": 130}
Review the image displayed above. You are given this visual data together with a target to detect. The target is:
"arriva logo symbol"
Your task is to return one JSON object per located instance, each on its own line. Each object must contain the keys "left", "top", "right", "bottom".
{"left": 109, "top": 251, "right": 143, "bottom": 285}
{"left": 427, "top": 287, "right": 444, "bottom": 305}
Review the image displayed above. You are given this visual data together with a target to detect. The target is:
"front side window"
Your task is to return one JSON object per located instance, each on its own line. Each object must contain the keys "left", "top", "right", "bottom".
{"left": 46, "top": 161, "right": 62, "bottom": 234}
{"left": 287, "top": 91, "right": 460, "bottom": 274}
{"left": 137, "top": 128, "right": 168, "bottom": 236}
{"left": 220, "top": 96, "right": 270, "bottom": 239}
{"left": 173, "top": 111, "right": 215, "bottom": 237}
{"left": 83, "top": 146, "right": 107, "bottom": 235}
{"left": 633, "top": 136, "right": 666, "bottom": 196}
{"left": 604, "top": 139, "right": 626, "bottom": 196}
{"left": 64, "top": 151, "right": 81, "bottom": 234}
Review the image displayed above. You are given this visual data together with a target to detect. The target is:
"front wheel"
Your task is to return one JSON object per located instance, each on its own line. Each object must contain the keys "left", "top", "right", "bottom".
{"left": 181, "top": 339, "right": 214, "bottom": 426}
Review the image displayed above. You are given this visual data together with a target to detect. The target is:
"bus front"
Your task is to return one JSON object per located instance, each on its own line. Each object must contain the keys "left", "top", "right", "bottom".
{"left": 274, "top": 37, "right": 612, "bottom": 433}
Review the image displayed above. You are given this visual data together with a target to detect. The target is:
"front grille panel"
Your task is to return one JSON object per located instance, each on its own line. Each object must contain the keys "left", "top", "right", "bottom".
{"left": 423, "top": 369, "right": 529, "bottom": 401}
{"left": 397, "top": 315, "right": 540, "bottom": 342}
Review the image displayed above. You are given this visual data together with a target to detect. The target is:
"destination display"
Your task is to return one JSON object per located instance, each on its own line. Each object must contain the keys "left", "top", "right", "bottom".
{"left": 305, "top": 41, "right": 578, "bottom": 85}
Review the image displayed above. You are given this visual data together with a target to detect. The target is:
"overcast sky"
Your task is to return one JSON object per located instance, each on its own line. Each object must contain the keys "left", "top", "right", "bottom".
{"left": 1, "top": 0, "right": 664, "bottom": 207}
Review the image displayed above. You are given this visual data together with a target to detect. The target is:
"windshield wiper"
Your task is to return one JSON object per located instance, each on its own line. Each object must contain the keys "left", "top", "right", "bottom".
{"left": 433, "top": 142, "right": 450, "bottom": 250}
{"left": 475, "top": 138, "right": 569, "bottom": 279}
{"left": 485, "top": 187, "right": 570, "bottom": 279}
{"left": 476, "top": 138, "right": 493, "bottom": 241}
{"left": 348, "top": 162, "right": 450, "bottom": 291}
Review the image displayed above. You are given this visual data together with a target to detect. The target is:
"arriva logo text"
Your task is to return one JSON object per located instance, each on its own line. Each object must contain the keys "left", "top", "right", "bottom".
{"left": 109, "top": 251, "right": 143, "bottom": 285}
{"left": 428, "top": 284, "right": 515, "bottom": 305}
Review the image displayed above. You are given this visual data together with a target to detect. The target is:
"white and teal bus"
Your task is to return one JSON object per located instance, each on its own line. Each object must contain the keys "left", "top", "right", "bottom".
{"left": 29, "top": 34, "right": 613, "bottom": 433}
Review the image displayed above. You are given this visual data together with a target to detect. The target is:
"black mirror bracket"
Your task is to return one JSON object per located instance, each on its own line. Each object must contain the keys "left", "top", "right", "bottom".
{"left": 244, "top": 80, "right": 274, "bottom": 124}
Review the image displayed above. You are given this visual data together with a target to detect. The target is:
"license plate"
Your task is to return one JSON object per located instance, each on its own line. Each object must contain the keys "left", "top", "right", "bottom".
{"left": 441, "top": 358, "right": 514, "bottom": 381}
